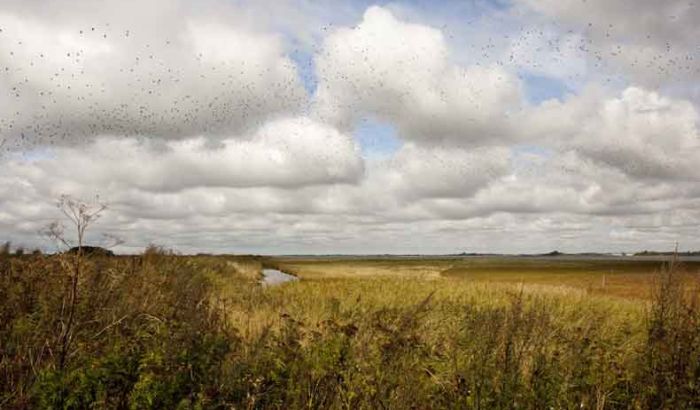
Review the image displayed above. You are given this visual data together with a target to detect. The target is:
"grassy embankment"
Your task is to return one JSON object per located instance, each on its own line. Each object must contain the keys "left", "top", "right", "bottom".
{"left": 1, "top": 249, "right": 699, "bottom": 409}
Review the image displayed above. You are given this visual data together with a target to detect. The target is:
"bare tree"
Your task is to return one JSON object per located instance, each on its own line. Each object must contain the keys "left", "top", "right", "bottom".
{"left": 43, "top": 195, "right": 107, "bottom": 371}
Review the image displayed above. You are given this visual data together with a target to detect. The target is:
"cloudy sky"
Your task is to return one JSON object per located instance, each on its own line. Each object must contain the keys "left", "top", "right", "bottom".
{"left": 1, "top": 0, "right": 699, "bottom": 254}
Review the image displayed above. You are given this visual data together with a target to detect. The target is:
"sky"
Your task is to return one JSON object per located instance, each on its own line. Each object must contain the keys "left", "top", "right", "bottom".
{"left": 1, "top": 0, "right": 699, "bottom": 254}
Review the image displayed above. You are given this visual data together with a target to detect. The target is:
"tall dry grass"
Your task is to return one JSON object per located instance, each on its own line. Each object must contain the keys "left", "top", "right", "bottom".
{"left": 1, "top": 247, "right": 698, "bottom": 408}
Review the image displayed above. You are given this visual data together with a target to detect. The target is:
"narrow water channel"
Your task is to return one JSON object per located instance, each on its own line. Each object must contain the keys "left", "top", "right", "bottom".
{"left": 261, "top": 268, "right": 298, "bottom": 286}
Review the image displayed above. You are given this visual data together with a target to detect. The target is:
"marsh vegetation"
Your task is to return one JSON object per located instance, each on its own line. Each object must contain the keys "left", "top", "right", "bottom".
{"left": 1, "top": 246, "right": 699, "bottom": 409}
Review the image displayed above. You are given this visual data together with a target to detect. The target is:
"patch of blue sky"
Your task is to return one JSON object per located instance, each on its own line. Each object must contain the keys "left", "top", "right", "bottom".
{"left": 520, "top": 72, "right": 573, "bottom": 104}
{"left": 510, "top": 143, "right": 554, "bottom": 175}
{"left": 388, "top": 0, "right": 511, "bottom": 18}
{"left": 512, "top": 144, "right": 554, "bottom": 158}
{"left": 6, "top": 145, "right": 56, "bottom": 163}
{"left": 596, "top": 72, "right": 628, "bottom": 92}
{"left": 288, "top": 46, "right": 317, "bottom": 95}
{"left": 353, "top": 116, "right": 402, "bottom": 160}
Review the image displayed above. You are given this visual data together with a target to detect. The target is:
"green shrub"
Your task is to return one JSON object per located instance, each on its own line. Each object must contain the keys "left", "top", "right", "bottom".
{"left": 1, "top": 252, "right": 698, "bottom": 409}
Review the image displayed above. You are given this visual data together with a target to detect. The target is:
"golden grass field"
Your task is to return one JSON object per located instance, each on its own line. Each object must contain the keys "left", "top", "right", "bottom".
{"left": 263, "top": 256, "right": 700, "bottom": 299}
{"left": 3, "top": 251, "right": 699, "bottom": 408}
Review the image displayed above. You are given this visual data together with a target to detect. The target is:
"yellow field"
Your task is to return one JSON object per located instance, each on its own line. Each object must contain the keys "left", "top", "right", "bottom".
{"left": 264, "top": 256, "right": 700, "bottom": 299}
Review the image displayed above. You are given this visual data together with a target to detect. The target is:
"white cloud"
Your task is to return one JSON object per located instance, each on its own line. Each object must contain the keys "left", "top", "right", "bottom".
{"left": 0, "top": 2, "right": 306, "bottom": 148}
{"left": 1, "top": 1, "right": 699, "bottom": 254}
{"left": 381, "top": 144, "right": 511, "bottom": 200}
{"left": 314, "top": 6, "right": 522, "bottom": 146}
{"left": 3, "top": 116, "right": 363, "bottom": 193}
{"left": 516, "top": 0, "right": 700, "bottom": 87}
{"left": 519, "top": 86, "right": 700, "bottom": 181}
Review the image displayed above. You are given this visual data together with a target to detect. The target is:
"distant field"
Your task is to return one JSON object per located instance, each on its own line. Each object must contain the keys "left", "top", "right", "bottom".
{"left": 265, "top": 256, "right": 700, "bottom": 299}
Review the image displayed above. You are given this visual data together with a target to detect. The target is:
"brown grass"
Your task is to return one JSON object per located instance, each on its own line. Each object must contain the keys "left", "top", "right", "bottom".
{"left": 265, "top": 256, "right": 700, "bottom": 299}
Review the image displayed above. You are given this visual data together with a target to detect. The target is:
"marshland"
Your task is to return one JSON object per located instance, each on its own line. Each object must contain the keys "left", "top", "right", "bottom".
{"left": 3, "top": 0, "right": 700, "bottom": 408}
{"left": 2, "top": 243, "right": 698, "bottom": 408}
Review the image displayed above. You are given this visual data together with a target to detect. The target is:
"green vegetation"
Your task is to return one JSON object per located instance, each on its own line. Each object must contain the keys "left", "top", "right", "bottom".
{"left": 1, "top": 246, "right": 699, "bottom": 409}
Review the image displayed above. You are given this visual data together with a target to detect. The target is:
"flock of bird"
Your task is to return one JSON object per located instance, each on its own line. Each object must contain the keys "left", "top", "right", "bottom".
{"left": 0, "top": 24, "right": 306, "bottom": 154}
{"left": 0, "top": 9, "right": 698, "bottom": 155}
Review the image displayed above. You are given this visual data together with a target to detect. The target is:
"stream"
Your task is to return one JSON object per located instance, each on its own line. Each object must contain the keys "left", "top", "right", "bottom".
{"left": 261, "top": 268, "right": 298, "bottom": 286}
